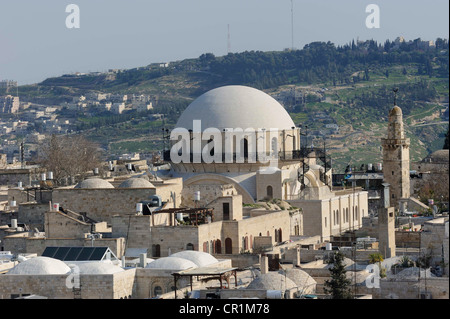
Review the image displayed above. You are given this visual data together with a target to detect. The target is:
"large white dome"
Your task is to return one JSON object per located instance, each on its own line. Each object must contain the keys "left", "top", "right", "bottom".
{"left": 175, "top": 85, "right": 295, "bottom": 131}
{"left": 7, "top": 257, "right": 71, "bottom": 275}
{"left": 145, "top": 257, "right": 198, "bottom": 270}
{"left": 170, "top": 251, "right": 218, "bottom": 267}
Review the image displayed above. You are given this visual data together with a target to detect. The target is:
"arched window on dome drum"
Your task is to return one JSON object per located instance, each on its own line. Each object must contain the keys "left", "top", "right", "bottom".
{"left": 243, "top": 138, "right": 249, "bottom": 159}
{"left": 225, "top": 238, "right": 232, "bottom": 254}
{"left": 266, "top": 185, "right": 273, "bottom": 199}
{"left": 186, "top": 243, "right": 194, "bottom": 250}
{"left": 271, "top": 137, "right": 278, "bottom": 156}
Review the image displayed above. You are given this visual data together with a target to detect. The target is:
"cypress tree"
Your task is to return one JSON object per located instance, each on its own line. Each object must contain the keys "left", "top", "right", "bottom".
{"left": 324, "top": 251, "right": 353, "bottom": 299}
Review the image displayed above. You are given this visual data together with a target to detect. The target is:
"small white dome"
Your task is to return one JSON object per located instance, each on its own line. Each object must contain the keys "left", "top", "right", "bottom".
{"left": 283, "top": 268, "right": 316, "bottom": 289}
{"left": 75, "top": 178, "right": 114, "bottom": 189}
{"left": 145, "top": 257, "right": 198, "bottom": 270}
{"left": 67, "top": 261, "right": 124, "bottom": 275}
{"left": 170, "top": 251, "right": 218, "bottom": 267}
{"left": 7, "top": 256, "right": 71, "bottom": 275}
{"left": 247, "top": 272, "right": 297, "bottom": 290}
{"left": 118, "top": 178, "right": 155, "bottom": 188}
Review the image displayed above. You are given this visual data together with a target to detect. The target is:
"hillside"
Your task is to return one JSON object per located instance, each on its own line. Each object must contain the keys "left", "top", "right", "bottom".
{"left": 7, "top": 37, "right": 449, "bottom": 172}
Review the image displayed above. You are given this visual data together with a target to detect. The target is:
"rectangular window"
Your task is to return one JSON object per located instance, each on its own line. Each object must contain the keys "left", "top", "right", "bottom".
{"left": 223, "top": 203, "right": 230, "bottom": 220}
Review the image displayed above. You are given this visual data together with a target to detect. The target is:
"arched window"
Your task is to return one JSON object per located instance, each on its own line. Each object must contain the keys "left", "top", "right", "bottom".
{"left": 152, "top": 244, "right": 160, "bottom": 257}
{"left": 186, "top": 243, "right": 194, "bottom": 250}
{"left": 266, "top": 185, "right": 273, "bottom": 199}
{"left": 271, "top": 137, "right": 278, "bottom": 156}
{"left": 225, "top": 238, "right": 232, "bottom": 254}
{"left": 243, "top": 138, "right": 249, "bottom": 159}
{"left": 278, "top": 228, "right": 283, "bottom": 242}
{"left": 215, "top": 239, "right": 222, "bottom": 254}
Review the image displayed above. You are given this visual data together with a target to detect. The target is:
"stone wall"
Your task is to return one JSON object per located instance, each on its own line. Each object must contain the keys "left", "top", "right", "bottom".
{"left": 17, "top": 202, "right": 49, "bottom": 231}
{"left": 291, "top": 190, "right": 368, "bottom": 241}
{"left": 52, "top": 185, "right": 181, "bottom": 225}
{"left": 0, "top": 269, "right": 136, "bottom": 299}
{"left": 44, "top": 210, "right": 100, "bottom": 239}
{"left": 0, "top": 168, "right": 36, "bottom": 187}
{"left": 373, "top": 277, "right": 449, "bottom": 299}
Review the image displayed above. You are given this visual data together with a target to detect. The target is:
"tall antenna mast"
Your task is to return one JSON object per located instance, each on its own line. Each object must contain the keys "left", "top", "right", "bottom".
{"left": 291, "top": 0, "right": 294, "bottom": 50}
{"left": 227, "top": 24, "right": 231, "bottom": 54}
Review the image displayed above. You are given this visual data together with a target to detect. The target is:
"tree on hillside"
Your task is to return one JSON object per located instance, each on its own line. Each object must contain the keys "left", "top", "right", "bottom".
{"left": 324, "top": 251, "right": 353, "bottom": 299}
{"left": 36, "top": 135, "right": 102, "bottom": 186}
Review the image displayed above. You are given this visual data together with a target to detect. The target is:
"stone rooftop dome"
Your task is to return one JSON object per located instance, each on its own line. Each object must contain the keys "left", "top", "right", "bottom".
{"left": 246, "top": 272, "right": 297, "bottom": 291}
{"left": 175, "top": 85, "right": 295, "bottom": 131}
{"left": 170, "top": 251, "right": 218, "bottom": 267}
{"left": 145, "top": 257, "right": 198, "bottom": 270}
{"left": 118, "top": 178, "right": 155, "bottom": 188}
{"left": 283, "top": 268, "right": 317, "bottom": 288}
{"left": 74, "top": 178, "right": 114, "bottom": 189}
{"left": 422, "top": 149, "right": 449, "bottom": 163}
{"left": 7, "top": 256, "right": 71, "bottom": 275}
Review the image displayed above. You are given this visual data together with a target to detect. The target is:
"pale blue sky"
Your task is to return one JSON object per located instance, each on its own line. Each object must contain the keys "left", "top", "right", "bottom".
{"left": 0, "top": 0, "right": 448, "bottom": 84}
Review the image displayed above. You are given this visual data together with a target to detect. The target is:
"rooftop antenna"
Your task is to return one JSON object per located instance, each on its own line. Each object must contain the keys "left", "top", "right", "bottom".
{"left": 227, "top": 24, "right": 231, "bottom": 54}
{"left": 291, "top": 0, "right": 294, "bottom": 50}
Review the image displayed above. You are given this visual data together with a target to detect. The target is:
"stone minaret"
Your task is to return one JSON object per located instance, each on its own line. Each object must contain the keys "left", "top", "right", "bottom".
{"left": 381, "top": 97, "right": 410, "bottom": 209}
{"left": 378, "top": 182, "right": 396, "bottom": 258}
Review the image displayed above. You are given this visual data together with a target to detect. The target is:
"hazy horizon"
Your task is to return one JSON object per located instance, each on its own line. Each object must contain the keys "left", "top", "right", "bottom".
{"left": 0, "top": 0, "right": 448, "bottom": 85}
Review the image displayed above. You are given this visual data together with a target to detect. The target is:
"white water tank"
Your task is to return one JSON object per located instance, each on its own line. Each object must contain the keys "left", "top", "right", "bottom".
{"left": 367, "top": 163, "right": 373, "bottom": 171}
{"left": 10, "top": 200, "right": 16, "bottom": 207}
{"left": 136, "top": 203, "right": 143, "bottom": 214}
{"left": 17, "top": 181, "right": 23, "bottom": 188}
{"left": 52, "top": 203, "right": 60, "bottom": 211}
{"left": 93, "top": 168, "right": 99, "bottom": 175}
{"left": 177, "top": 213, "right": 183, "bottom": 221}
{"left": 47, "top": 171, "right": 53, "bottom": 180}
{"left": 194, "top": 191, "right": 201, "bottom": 202}
{"left": 325, "top": 243, "right": 332, "bottom": 251}
{"left": 41, "top": 173, "right": 46, "bottom": 181}
{"left": 11, "top": 219, "right": 18, "bottom": 228}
